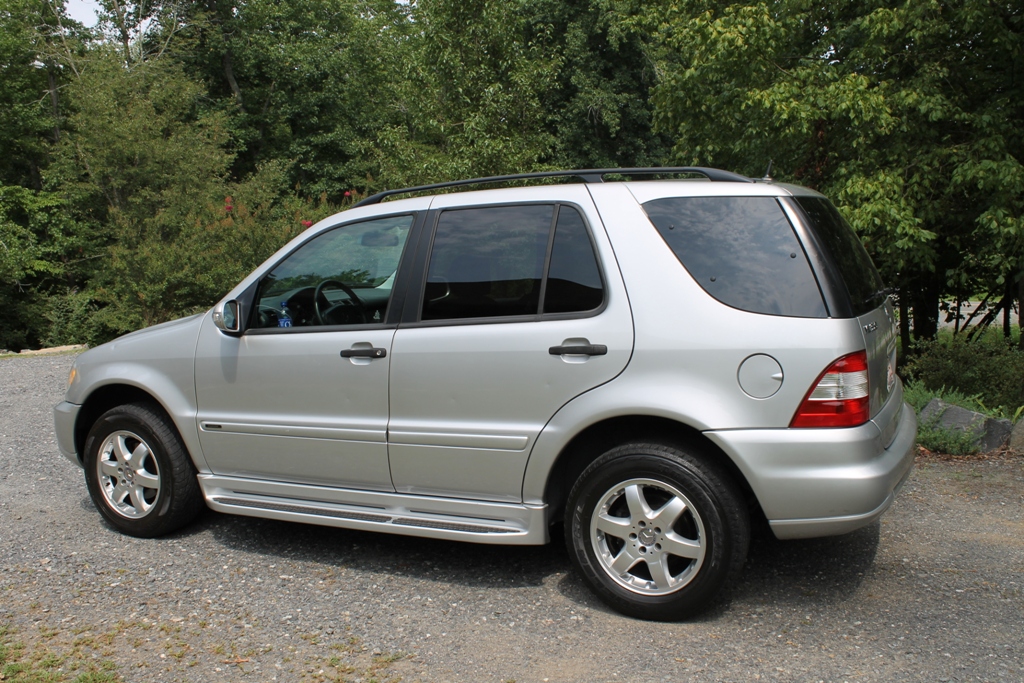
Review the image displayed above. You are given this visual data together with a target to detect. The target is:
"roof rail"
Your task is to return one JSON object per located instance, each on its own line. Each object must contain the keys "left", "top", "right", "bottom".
{"left": 352, "top": 167, "right": 752, "bottom": 207}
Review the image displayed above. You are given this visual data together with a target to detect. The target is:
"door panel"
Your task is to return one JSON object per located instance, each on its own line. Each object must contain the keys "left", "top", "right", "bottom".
{"left": 388, "top": 189, "right": 633, "bottom": 502}
{"left": 194, "top": 323, "right": 396, "bottom": 489}
{"left": 388, "top": 318, "right": 631, "bottom": 501}
{"left": 193, "top": 213, "right": 415, "bottom": 490}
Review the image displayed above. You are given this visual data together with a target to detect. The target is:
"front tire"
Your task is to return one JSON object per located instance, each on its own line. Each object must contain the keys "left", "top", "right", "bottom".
{"left": 565, "top": 441, "right": 749, "bottom": 620}
{"left": 83, "top": 403, "right": 204, "bottom": 538}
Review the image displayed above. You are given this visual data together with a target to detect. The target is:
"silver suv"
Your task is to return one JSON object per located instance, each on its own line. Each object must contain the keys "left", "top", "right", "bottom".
{"left": 53, "top": 168, "right": 916, "bottom": 620}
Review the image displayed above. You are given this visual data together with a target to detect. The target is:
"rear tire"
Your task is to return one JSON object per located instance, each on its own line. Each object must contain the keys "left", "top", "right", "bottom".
{"left": 83, "top": 403, "right": 204, "bottom": 538}
{"left": 565, "top": 441, "right": 749, "bottom": 620}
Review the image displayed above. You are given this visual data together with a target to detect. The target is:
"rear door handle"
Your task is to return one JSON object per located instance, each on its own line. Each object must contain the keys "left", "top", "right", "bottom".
{"left": 340, "top": 347, "right": 387, "bottom": 358}
{"left": 548, "top": 344, "right": 607, "bottom": 356}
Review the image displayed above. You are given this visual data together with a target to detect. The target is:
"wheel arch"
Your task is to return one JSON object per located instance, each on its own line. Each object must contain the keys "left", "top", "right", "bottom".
{"left": 539, "top": 415, "right": 757, "bottom": 524}
{"left": 74, "top": 385, "right": 193, "bottom": 468}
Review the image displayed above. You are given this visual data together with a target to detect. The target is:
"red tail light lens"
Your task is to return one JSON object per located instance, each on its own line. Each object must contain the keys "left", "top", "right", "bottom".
{"left": 790, "top": 351, "right": 870, "bottom": 428}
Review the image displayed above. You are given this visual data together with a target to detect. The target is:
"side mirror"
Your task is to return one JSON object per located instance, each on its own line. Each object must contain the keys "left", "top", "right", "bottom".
{"left": 212, "top": 300, "right": 242, "bottom": 335}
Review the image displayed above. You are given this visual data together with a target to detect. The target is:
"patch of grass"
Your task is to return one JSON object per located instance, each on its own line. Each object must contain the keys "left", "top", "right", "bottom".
{"left": 903, "top": 383, "right": 986, "bottom": 414}
{"left": 0, "top": 622, "right": 120, "bottom": 683}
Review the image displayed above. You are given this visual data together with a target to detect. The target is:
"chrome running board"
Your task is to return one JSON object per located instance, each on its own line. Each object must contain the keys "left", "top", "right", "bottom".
{"left": 198, "top": 474, "right": 549, "bottom": 545}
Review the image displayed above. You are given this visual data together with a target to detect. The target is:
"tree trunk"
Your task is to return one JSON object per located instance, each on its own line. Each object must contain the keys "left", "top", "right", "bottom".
{"left": 911, "top": 279, "right": 940, "bottom": 341}
{"left": 1004, "top": 279, "right": 1012, "bottom": 339}
{"left": 47, "top": 66, "right": 60, "bottom": 143}
{"left": 222, "top": 50, "right": 245, "bottom": 111}
{"left": 899, "top": 288, "right": 912, "bottom": 358}
{"left": 108, "top": 0, "right": 133, "bottom": 59}
{"left": 1018, "top": 270, "right": 1023, "bottom": 350}
{"left": 967, "top": 294, "right": 1009, "bottom": 342}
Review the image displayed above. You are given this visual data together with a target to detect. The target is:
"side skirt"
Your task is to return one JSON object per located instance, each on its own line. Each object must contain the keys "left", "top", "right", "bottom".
{"left": 198, "top": 475, "right": 549, "bottom": 545}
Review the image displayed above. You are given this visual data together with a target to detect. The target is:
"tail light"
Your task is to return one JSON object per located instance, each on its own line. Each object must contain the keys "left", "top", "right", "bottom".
{"left": 790, "top": 351, "right": 870, "bottom": 428}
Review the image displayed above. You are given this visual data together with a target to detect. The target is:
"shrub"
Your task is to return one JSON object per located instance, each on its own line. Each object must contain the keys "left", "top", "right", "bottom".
{"left": 906, "top": 331, "right": 1024, "bottom": 419}
{"left": 43, "top": 288, "right": 98, "bottom": 347}
{"left": 916, "top": 420, "right": 981, "bottom": 456}
{"left": 904, "top": 382, "right": 995, "bottom": 454}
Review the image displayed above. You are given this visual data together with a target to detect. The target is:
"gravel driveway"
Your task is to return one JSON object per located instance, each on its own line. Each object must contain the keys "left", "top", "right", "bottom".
{"left": 1, "top": 353, "right": 1022, "bottom": 682}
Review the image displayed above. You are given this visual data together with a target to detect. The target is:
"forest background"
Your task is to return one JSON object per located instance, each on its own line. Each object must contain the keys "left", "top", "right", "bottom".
{"left": 0, "top": 0, "right": 1021, "bottom": 354}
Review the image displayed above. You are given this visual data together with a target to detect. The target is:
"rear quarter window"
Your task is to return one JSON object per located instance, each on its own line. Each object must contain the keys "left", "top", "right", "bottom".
{"left": 643, "top": 196, "right": 827, "bottom": 318}
{"left": 794, "top": 197, "right": 887, "bottom": 317}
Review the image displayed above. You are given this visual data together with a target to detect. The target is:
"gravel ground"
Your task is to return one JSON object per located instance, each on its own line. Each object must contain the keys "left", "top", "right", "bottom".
{"left": 1, "top": 353, "right": 1022, "bottom": 683}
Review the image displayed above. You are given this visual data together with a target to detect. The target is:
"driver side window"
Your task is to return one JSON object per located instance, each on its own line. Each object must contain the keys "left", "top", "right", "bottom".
{"left": 253, "top": 215, "right": 414, "bottom": 329}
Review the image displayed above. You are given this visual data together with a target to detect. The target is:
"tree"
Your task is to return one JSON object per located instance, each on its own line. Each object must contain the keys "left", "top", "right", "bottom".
{"left": 0, "top": 0, "right": 98, "bottom": 350}
{"left": 359, "top": 0, "right": 669, "bottom": 188}
{"left": 632, "top": 0, "right": 1023, "bottom": 347}
{"left": 153, "top": 0, "right": 418, "bottom": 198}
{"left": 0, "top": 0, "right": 69, "bottom": 189}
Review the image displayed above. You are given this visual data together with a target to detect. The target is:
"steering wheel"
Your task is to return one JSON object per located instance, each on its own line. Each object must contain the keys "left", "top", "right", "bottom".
{"left": 314, "top": 280, "right": 367, "bottom": 325}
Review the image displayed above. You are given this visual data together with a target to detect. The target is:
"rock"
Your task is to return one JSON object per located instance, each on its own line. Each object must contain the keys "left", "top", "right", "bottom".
{"left": 919, "top": 398, "right": 1012, "bottom": 452}
{"left": 1009, "top": 419, "right": 1024, "bottom": 454}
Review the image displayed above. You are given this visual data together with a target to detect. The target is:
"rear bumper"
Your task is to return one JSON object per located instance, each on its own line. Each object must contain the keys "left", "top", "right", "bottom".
{"left": 705, "top": 400, "right": 917, "bottom": 540}
{"left": 53, "top": 401, "right": 82, "bottom": 467}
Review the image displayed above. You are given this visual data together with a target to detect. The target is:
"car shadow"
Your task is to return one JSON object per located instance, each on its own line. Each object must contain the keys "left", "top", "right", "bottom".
{"left": 200, "top": 507, "right": 569, "bottom": 589}
{"left": 550, "top": 522, "right": 883, "bottom": 619}
{"left": 197, "top": 504, "right": 881, "bottom": 615}
{"left": 698, "top": 522, "right": 882, "bottom": 619}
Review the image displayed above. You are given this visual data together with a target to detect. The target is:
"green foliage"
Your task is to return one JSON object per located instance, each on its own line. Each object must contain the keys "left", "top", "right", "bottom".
{"left": 42, "top": 287, "right": 98, "bottom": 347}
{"left": 906, "top": 331, "right": 1024, "bottom": 419}
{"left": 53, "top": 49, "right": 233, "bottom": 222}
{"left": 904, "top": 383, "right": 989, "bottom": 455}
{"left": 167, "top": 0, "right": 415, "bottom": 197}
{"left": 636, "top": 0, "right": 1024, "bottom": 338}
{"left": 1, "top": 0, "right": 1021, "bottom": 352}
{"left": 355, "top": 0, "right": 668, "bottom": 190}
{"left": 90, "top": 161, "right": 339, "bottom": 338}
{"left": 0, "top": 185, "right": 90, "bottom": 350}
{"left": 916, "top": 419, "right": 982, "bottom": 456}
{"left": 903, "top": 382, "right": 981, "bottom": 415}
{"left": 0, "top": 0, "right": 60, "bottom": 189}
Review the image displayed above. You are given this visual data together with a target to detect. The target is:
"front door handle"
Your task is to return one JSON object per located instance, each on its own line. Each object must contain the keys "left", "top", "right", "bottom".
{"left": 340, "top": 347, "right": 387, "bottom": 359}
{"left": 549, "top": 344, "right": 607, "bottom": 356}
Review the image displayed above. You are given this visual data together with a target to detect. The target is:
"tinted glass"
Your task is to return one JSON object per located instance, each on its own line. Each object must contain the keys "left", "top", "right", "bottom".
{"left": 544, "top": 206, "right": 603, "bottom": 313}
{"left": 254, "top": 215, "right": 413, "bottom": 328}
{"left": 643, "top": 196, "right": 827, "bottom": 318}
{"left": 422, "top": 205, "right": 553, "bottom": 320}
{"left": 795, "top": 197, "right": 887, "bottom": 316}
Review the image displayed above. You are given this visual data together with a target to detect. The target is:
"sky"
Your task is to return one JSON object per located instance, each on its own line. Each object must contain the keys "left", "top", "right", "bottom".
{"left": 64, "top": 0, "right": 101, "bottom": 28}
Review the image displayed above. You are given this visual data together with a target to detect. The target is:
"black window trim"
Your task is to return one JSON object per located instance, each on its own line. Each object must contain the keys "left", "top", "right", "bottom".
{"left": 400, "top": 200, "right": 609, "bottom": 328}
{"left": 243, "top": 210, "right": 425, "bottom": 335}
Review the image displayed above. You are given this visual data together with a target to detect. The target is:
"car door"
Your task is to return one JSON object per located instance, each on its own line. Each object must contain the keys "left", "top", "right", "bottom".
{"left": 387, "top": 186, "right": 634, "bottom": 502}
{"left": 194, "top": 213, "right": 417, "bottom": 491}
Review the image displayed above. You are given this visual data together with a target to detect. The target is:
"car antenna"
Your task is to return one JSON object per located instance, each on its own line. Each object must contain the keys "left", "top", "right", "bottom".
{"left": 761, "top": 159, "right": 774, "bottom": 182}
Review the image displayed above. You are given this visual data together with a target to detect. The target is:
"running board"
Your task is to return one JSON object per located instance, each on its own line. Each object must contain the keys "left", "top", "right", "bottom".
{"left": 198, "top": 474, "right": 549, "bottom": 545}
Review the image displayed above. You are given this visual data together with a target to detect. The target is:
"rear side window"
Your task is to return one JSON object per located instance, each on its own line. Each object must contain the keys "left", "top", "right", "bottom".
{"left": 421, "top": 204, "right": 604, "bottom": 321}
{"left": 795, "top": 197, "right": 887, "bottom": 317}
{"left": 643, "top": 197, "right": 827, "bottom": 318}
{"left": 544, "top": 207, "right": 604, "bottom": 314}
